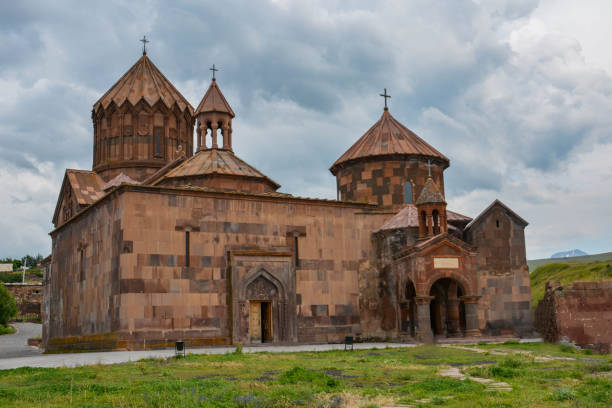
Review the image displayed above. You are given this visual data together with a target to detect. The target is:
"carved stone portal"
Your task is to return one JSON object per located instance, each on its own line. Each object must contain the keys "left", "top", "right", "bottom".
{"left": 230, "top": 252, "right": 296, "bottom": 344}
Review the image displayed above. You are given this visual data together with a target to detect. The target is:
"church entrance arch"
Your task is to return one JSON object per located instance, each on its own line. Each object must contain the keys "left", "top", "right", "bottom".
{"left": 429, "top": 278, "right": 466, "bottom": 337}
{"left": 230, "top": 252, "right": 297, "bottom": 345}
{"left": 246, "top": 275, "right": 279, "bottom": 343}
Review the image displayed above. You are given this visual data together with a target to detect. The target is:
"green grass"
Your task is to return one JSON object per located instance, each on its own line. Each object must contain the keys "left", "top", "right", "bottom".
{"left": 530, "top": 260, "right": 612, "bottom": 306}
{"left": 0, "top": 343, "right": 610, "bottom": 407}
{"left": 0, "top": 325, "right": 15, "bottom": 335}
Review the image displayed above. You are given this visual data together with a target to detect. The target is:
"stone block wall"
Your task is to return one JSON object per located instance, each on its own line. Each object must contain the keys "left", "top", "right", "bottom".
{"left": 335, "top": 158, "right": 445, "bottom": 208}
{"left": 465, "top": 205, "right": 532, "bottom": 335}
{"left": 116, "top": 189, "right": 388, "bottom": 346}
{"left": 4, "top": 283, "right": 43, "bottom": 319}
{"left": 46, "top": 193, "right": 124, "bottom": 350}
{"left": 536, "top": 281, "right": 612, "bottom": 353}
{"left": 47, "top": 186, "right": 390, "bottom": 350}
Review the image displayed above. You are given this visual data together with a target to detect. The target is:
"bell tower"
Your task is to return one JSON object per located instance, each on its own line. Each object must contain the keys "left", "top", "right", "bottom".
{"left": 195, "top": 65, "right": 235, "bottom": 151}
{"left": 416, "top": 163, "right": 448, "bottom": 238}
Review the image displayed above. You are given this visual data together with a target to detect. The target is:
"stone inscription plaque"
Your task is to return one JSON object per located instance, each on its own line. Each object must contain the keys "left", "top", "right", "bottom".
{"left": 433, "top": 257, "right": 459, "bottom": 269}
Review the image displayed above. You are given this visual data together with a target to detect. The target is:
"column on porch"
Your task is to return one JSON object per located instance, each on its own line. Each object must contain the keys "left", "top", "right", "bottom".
{"left": 461, "top": 295, "right": 481, "bottom": 337}
{"left": 414, "top": 296, "right": 434, "bottom": 344}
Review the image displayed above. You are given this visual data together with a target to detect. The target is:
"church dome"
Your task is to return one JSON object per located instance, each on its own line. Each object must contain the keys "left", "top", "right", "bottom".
{"left": 91, "top": 52, "right": 195, "bottom": 183}
{"left": 93, "top": 54, "right": 194, "bottom": 115}
{"left": 331, "top": 105, "right": 449, "bottom": 209}
{"left": 330, "top": 108, "right": 448, "bottom": 175}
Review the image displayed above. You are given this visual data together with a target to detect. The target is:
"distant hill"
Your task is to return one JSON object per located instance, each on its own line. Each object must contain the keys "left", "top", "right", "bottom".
{"left": 530, "top": 259, "right": 612, "bottom": 307}
{"left": 551, "top": 249, "right": 588, "bottom": 258}
{"left": 527, "top": 251, "right": 612, "bottom": 271}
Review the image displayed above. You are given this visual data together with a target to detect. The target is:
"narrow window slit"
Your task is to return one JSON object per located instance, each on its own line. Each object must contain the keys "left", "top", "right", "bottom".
{"left": 185, "top": 231, "right": 190, "bottom": 267}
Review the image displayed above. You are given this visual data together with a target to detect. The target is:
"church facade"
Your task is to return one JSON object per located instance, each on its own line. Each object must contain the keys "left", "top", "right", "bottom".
{"left": 44, "top": 51, "right": 532, "bottom": 350}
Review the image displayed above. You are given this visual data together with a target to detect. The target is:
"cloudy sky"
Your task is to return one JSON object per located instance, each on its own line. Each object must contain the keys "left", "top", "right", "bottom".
{"left": 1, "top": 0, "right": 611, "bottom": 260}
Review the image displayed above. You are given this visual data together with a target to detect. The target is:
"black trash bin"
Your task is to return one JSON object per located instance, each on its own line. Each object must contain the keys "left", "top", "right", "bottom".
{"left": 175, "top": 340, "right": 185, "bottom": 357}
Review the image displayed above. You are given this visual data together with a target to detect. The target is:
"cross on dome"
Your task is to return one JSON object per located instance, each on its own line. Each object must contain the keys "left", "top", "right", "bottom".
{"left": 140, "top": 35, "right": 149, "bottom": 55}
{"left": 379, "top": 88, "right": 391, "bottom": 110}
{"left": 210, "top": 64, "right": 219, "bottom": 80}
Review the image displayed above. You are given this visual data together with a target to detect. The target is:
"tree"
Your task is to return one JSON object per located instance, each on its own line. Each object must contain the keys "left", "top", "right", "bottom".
{"left": 0, "top": 285, "right": 17, "bottom": 326}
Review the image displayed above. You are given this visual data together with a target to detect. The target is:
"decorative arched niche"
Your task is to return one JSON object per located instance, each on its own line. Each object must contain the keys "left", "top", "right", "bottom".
{"left": 232, "top": 261, "right": 296, "bottom": 345}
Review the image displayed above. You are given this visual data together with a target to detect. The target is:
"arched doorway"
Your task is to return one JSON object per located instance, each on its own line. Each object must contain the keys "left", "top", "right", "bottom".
{"left": 429, "top": 278, "right": 466, "bottom": 337}
{"left": 400, "top": 281, "right": 417, "bottom": 337}
{"left": 246, "top": 275, "right": 281, "bottom": 343}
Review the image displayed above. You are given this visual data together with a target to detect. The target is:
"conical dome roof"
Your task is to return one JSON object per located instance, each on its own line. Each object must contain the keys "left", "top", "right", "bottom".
{"left": 330, "top": 108, "right": 449, "bottom": 175}
{"left": 154, "top": 148, "right": 279, "bottom": 189}
{"left": 195, "top": 79, "right": 235, "bottom": 117}
{"left": 93, "top": 54, "right": 194, "bottom": 115}
{"left": 415, "top": 176, "right": 446, "bottom": 205}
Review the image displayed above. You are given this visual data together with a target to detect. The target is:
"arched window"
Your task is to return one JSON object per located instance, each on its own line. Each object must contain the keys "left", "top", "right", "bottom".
{"left": 404, "top": 182, "right": 412, "bottom": 204}
{"left": 432, "top": 209, "right": 440, "bottom": 234}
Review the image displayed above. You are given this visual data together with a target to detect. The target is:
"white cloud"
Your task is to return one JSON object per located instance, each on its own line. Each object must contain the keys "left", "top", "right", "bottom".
{"left": 1, "top": 0, "right": 611, "bottom": 260}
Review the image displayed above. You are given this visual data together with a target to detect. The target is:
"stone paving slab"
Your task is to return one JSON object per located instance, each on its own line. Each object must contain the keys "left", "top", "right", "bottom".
{"left": 0, "top": 342, "right": 416, "bottom": 370}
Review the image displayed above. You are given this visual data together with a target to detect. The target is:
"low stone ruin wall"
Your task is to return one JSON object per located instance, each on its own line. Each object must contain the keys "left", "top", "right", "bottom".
{"left": 535, "top": 280, "right": 612, "bottom": 353}
{"left": 4, "top": 283, "right": 42, "bottom": 321}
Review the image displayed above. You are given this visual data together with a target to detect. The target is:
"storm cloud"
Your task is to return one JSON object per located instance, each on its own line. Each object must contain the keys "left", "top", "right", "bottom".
{"left": 1, "top": 0, "right": 611, "bottom": 259}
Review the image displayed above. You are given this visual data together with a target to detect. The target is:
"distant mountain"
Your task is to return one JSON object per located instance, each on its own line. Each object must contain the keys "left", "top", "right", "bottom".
{"left": 550, "top": 249, "right": 588, "bottom": 259}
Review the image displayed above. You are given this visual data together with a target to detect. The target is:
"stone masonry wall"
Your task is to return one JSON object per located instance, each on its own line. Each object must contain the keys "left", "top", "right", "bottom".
{"left": 336, "top": 158, "right": 445, "bottom": 208}
{"left": 46, "top": 193, "right": 124, "bottom": 350}
{"left": 4, "top": 283, "right": 43, "bottom": 319}
{"left": 536, "top": 281, "right": 612, "bottom": 353}
{"left": 116, "top": 189, "right": 389, "bottom": 346}
{"left": 466, "top": 205, "right": 532, "bottom": 335}
{"left": 47, "top": 187, "right": 391, "bottom": 350}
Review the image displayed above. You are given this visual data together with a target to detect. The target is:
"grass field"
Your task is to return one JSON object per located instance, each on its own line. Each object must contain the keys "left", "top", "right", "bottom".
{"left": 530, "top": 260, "right": 612, "bottom": 307}
{"left": 0, "top": 342, "right": 610, "bottom": 407}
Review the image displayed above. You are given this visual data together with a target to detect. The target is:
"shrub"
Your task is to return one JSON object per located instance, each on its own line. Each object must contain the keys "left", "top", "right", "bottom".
{"left": 0, "top": 285, "right": 18, "bottom": 326}
{"left": 559, "top": 344, "right": 577, "bottom": 354}
{"left": 278, "top": 367, "right": 339, "bottom": 389}
{"left": 500, "top": 358, "right": 523, "bottom": 369}
{"left": 490, "top": 366, "right": 518, "bottom": 378}
{"left": 234, "top": 344, "right": 243, "bottom": 354}
{"left": 551, "top": 387, "right": 576, "bottom": 401}
{"left": 503, "top": 339, "right": 520, "bottom": 345}
{"left": 0, "top": 273, "right": 22, "bottom": 284}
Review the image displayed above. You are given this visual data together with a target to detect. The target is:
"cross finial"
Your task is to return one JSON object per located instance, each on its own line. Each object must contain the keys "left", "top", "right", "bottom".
{"left": 140, "top": 35, "right": 149, "bottom": 55}
{"left": 426, "top": 159, "right": 433, "bottom": 177}
{"left": 210, "top": 64, "right": 219, "bottom": 80}
{"left": 379, "top": 88, "right": 391, "bottom": 110}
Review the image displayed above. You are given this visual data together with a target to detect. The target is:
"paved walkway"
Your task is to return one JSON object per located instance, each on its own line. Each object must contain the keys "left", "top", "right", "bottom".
{"left": 0, "top": 342, "right": 416, "bottom": 370}
{"left": 0, "top": 323, "right": 42, "bottom": 359}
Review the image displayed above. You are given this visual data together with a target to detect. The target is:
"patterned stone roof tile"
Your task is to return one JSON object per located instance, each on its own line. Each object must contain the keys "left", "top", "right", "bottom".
{"left": 194, "top": 79, "right": 235, "bottom": 117}
{"left": 65, "top": 170, "right": 106, "bottom": 205}
{"left": 156, "top": 148, "right": 280, "bottom": 189}
{"left": 331, "top": 108, "right": 449, "bottom": 174}
{"left": 93, "top": 54, "right": 194, "bottom": 115}
{"left": 415, "top": 176, "right": 446, "bottom": 205}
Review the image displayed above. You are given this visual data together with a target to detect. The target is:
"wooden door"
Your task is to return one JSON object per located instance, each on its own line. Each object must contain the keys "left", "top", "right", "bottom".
{"left": 249, "top": 301, "right": 261, "bottom": 342}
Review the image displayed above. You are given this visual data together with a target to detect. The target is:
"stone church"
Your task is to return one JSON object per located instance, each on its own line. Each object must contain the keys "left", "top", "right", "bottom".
{"left": 43, "top": 50, "right": 532, "bottom": 350}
